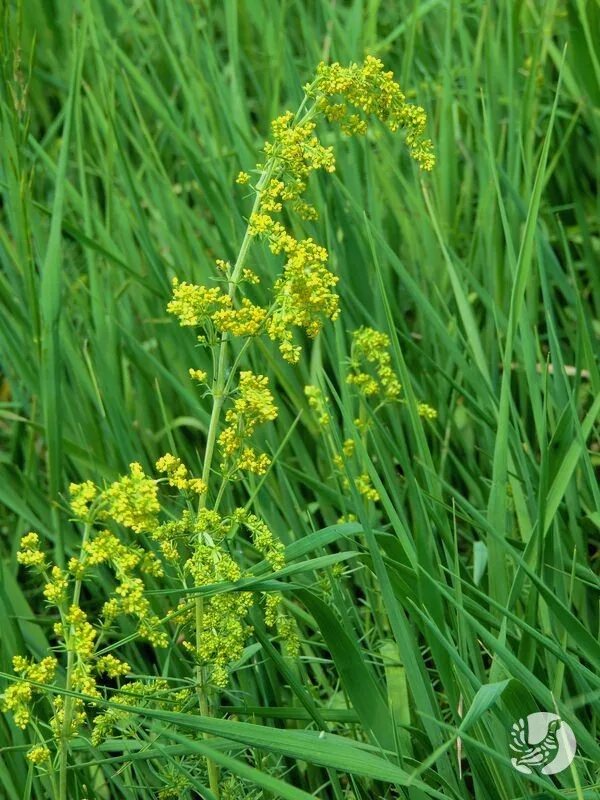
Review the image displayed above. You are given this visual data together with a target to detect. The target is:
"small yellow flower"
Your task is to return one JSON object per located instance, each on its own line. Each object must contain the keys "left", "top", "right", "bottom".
{"left": 417, "top": 402, "right": 438, "bottom": 420}
{"left": 189, "top": 368, "right": 207, "bottom": 383}
{"left": 241, "top": 268, "right": 260, "bottom": 284}
{"left": 235, "top": 171, "right": 250, "bottom": 184}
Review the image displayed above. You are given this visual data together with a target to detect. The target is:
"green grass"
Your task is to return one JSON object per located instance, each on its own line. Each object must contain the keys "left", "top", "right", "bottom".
{"left": 1, "top": 1, "right": 599, "bottom": 798}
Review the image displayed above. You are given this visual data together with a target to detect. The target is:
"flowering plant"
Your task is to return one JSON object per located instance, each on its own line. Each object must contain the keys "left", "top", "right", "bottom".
{"left": 3, "top": 57, "right": 434, "bottom": 800}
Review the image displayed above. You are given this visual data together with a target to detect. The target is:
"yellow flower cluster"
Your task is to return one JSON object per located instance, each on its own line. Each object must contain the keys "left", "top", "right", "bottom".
{"left": 184, "top": 535, "right": 253, "bottom": 688}
{"left": 156, "top": 453, "right": 207, "bottom": 494}
{"left": 105, "top": 462, "right": 160, "bottom": 533}
{"left": 304, "top": 384, "right": 331, "bottom": 426}
{"left": 43, "top": 565, "right": 69, "bottom": 604}
{"left": 417, "top": 402, "right": 438, "bottom": 420}
{"left": 69, "top": 480, "right": 98, "bottom": 519}
{"left": 219, "top": 371, "right": 278, "bottom": 475}
{"left": 195, "top": 596, "right": 252, "bottom": 689}
{"left": 55, "top": 605, "right": 98, "bottom": 697}
{"left": 2, "top": 656, "right": 57, "bottom": 729}
{"left": 168, "top": 277, "right": 268, "bottom": 341}
{"left": 266, "top": 237, "right": 339, "bottom": 363}
{"left": 346, "top": 327, "right": 437, "bottom": 420}
{"left": 307, "top": 327, "right": 436, "bottom": 511}
{"left": 96, "top": 654, "right": 130, "bottom": 678}
{"left": 103, "top": 569, "right": 167, "bottom": 648}
{"left": 311, "top": 55, "right": 435, "bottom": 170}
{"left": 347, "top": 327, "right": 402, "bottom": 401}
{"left": 355, "top": 472, "right": 380, "bottom": 502}
{"left": 166, "top": 278, "right": 231, "bottom": 327}
{"left": 212, "top": 297, "right": 267, "bottom": 337}
{"left": 189, "top": 368, "right": 207, "bottom": 383}
{"left": 16, "top": 531, "right": 46, "bottom": 568}
{"left": 172, "top": 505, "right": 291, "bottom": 686}
{"left": 263, "top": 111, "right": 335, "bottom": 217}
{"left": 26, "top": 745, "right": 50, "bottom": 765}
{"left": 152, "top": 511, "right": 193, "bottom": 563}
{"left": 10, "top": 511, "right": 169, "bottom": 746}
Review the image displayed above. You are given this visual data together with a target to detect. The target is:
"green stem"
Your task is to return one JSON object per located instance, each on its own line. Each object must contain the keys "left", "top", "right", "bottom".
{"left": 58, "top": 522, "right": 90, "bottom": 800}
{"left": 191, "top": 97, "right": 317, "bottom": 796}
{"left": 192, "top": 158, "right": 276, "bottom": 800}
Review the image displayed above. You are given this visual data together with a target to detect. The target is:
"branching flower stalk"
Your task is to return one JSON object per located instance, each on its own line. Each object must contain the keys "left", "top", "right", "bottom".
{"left": 3, "top": 57, "right": 435, "bottom": 800}
{"left": 58, "top": 520, "right": 91, "bottom": 800}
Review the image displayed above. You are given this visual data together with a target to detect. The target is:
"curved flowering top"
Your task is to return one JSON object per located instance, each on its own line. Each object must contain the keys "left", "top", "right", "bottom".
{"left": 310, "top": 55, "right": 435, "bottom": 170}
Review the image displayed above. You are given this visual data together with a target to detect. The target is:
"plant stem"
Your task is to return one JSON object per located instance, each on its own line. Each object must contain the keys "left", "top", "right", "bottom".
{"left": 191, "top": 98, "right": 316, "bottom": 793}
{"left": 58, "top": 522, "right": 90, "bottom": 800}
{"left": 192, "top": 159, "right": 275, "bottom": 800}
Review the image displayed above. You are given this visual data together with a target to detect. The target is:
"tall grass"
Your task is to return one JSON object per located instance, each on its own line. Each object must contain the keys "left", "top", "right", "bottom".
{"left": 1, "top": 1, "right": 598, "bottom": 798}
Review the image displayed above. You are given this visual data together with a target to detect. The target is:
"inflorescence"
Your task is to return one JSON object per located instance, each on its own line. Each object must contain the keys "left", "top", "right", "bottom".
{"left": 3, "top": 57, "right": 435, "bottom": 792}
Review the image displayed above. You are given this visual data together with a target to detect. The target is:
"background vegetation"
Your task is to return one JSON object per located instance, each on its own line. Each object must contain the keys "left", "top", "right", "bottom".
{"left": 1, "top": 0, "right": 598, "bottom": 798}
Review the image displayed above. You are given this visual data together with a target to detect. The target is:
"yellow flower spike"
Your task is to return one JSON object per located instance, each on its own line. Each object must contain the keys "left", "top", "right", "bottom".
{"left": 347, "top": 326, "right": 436, "bottom": 417}
{"left": 2, "top": 655, "right": 58, "bottom": 731}
{"left": 276, "top": 613, "right": 300, "bottom": 657}
{"left": 235, "top": 170, "right": 250, "bottom": 184}
{"left": 65, "top": 605, "right": 97, "bottom": 661}
{"left": 241, "top": 513, "right": 285, "bottom": 571}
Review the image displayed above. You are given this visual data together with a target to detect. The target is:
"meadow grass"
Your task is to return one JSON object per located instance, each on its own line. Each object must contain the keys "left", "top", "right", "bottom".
{"left": 0, "top": 1, "right": 599, "bottom": 798}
